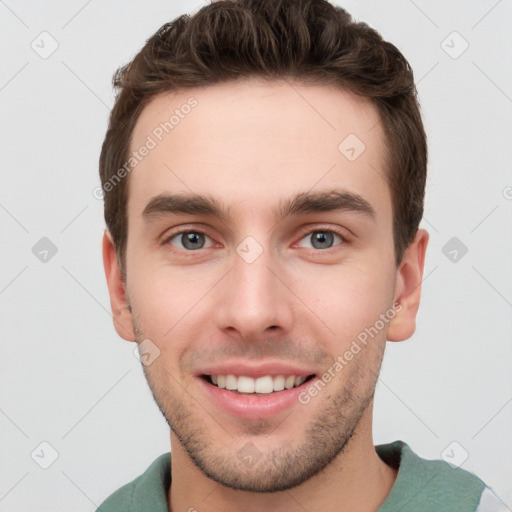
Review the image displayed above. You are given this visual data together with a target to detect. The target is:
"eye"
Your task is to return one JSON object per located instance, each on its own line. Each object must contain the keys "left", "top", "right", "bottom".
{"left": 297, "top": 230, "right": 344, "bottom": 250}
{"left": 166, "top": 231, "right": 214, "bottom": 251}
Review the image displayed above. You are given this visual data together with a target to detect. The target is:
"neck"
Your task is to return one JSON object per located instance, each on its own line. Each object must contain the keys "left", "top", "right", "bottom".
{"left": 168, "top": 407, "right": 397, "bottom": 512}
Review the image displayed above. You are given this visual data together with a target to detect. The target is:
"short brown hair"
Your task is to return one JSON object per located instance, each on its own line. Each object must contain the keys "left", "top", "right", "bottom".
{"left": 99, "top": 0, "right": 427, "bottom": 276}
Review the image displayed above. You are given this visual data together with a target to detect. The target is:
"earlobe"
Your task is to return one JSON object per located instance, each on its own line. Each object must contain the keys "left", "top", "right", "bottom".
{"left": 102, "top": 230, "right": 136, "bottom": 342}
{"left": 387, "top": 229, "right": 429, "bottom": 342}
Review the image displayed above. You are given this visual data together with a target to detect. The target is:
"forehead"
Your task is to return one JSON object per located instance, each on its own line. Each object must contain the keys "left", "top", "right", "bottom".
{"left": 127, "top": 79, "right": 390, "bottom": 224}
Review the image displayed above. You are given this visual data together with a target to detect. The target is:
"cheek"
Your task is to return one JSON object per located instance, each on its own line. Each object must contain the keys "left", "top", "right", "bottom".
{"left": 127, "top": 265, "right": 217, "bottom": 368}
{"left": 128, "top": 261, "right": 209, "bottom": 326}
{"left": 293, "top": 259, "right": 394, "bottom": 344}
{"left": 126, "top": 268, "right": 185, "bottom": 351}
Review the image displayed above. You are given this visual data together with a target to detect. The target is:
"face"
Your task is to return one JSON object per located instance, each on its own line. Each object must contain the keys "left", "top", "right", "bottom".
{"left": 106, "top": 79, "right": 420, "bottom": 492}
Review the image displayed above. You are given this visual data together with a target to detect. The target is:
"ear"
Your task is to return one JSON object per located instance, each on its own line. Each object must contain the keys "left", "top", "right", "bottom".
{"left": 387, "top": 229, "right": 429, "bottom": 342}
{"left": 102, "top": 229, "right": 136, "bottom": 342}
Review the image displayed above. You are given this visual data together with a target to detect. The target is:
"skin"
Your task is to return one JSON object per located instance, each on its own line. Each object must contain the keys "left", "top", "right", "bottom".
{"left": 103, "top": 78, "right": 429, "bottom": 512}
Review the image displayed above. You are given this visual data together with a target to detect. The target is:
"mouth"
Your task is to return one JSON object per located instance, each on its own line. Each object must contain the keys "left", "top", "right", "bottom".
{"left": 197, "top": 369, "right": 318, "bottom": 420}
{"left": 202, "top": 374, "right": 316, "bottom": 395}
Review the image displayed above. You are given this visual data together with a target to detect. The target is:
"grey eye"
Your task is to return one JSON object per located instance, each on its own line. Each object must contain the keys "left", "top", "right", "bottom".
{"left": 170, "top": 232, "right": 208, "bottom": 250}
{"left": 298, "top": 231, "right": 342, "bottom": 250}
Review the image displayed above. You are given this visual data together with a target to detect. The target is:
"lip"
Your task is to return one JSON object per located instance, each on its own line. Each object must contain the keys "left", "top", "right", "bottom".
{"left": 198, "top": 376, "right": 314, "bottom": 420}
{"left": 195, "top": 360, "right": 317, "bottom": 421}
{"left": 195, "top": 360, "right": 316, "bottom": 379}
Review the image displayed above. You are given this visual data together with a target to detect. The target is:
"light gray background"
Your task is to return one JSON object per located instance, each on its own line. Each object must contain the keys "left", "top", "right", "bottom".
{"left": 1, "top": 1, "right": 511, "bottom": 510}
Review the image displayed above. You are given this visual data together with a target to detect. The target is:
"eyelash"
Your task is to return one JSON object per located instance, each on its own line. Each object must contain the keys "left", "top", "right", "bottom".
{"left": 162, "top": 226, "right": 348, "bottom": 253}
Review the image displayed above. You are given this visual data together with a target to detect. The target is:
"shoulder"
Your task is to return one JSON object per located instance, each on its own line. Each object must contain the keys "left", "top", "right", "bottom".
{"left": 96, "top": 479, "right": 138, "bottom": 512}
{"left": 96, "top": 453, "right": 171, "bottom": 512}
{"left": 377, "top": 441, "right": 489, "bottom": 511}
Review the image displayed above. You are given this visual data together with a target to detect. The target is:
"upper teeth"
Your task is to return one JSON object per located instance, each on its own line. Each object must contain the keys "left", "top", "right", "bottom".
{"left": 210, "top": 375, "right": 307, "bottom": 394}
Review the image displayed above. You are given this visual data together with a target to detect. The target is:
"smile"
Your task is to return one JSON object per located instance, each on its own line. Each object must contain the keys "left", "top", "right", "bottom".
{"left": 198, "top": 369, "right": 318, "bottom": 420}
{"left": 205, "top": 374, "right": 314, "bottom": 394}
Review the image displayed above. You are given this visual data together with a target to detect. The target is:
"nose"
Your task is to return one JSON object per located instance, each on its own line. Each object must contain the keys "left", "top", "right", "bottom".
{"left": 213, "top": 243, "right": 295, "bottom": 342}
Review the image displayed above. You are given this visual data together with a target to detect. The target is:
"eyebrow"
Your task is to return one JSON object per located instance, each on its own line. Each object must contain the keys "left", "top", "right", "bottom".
{"left": 142, "top": 189, "right": 376, "bottom": 223}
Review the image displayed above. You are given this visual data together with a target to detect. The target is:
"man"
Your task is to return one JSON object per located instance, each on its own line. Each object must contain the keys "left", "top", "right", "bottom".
{"left": 96, "top": 0, "right": 502, "bottom": 510}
